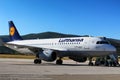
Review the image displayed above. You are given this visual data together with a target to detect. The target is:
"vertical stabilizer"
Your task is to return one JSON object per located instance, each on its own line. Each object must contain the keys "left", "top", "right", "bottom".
{"left": 9, "top": 21, "right": 23, "bottom": 41}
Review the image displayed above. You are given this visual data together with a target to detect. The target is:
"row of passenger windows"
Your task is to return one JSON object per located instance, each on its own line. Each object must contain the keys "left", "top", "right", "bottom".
{"left": 96, "top": 41, "right": 109, "bottom": 44}
{"left": 35, "top": 41, "right": 109, "bottom": 45}
{"left": 39, "top": 42, "right": 81, "bottom": 45}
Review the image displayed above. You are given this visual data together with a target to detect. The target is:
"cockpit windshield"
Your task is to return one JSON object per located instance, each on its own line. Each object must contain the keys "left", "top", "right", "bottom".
{"left": 96, "top": 41, "right": 110, "bottom": 44}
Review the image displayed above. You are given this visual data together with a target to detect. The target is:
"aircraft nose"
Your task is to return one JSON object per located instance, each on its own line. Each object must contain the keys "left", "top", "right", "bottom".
{"left": 106, "top": 45, "right": 116, "bottom": 52}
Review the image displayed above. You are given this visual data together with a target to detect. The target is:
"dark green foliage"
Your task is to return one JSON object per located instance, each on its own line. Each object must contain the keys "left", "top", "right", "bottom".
{"left": 0, "top": 46, "right": 16, "bottom": 54}
{"left": 22, "top": 32, "right": 81, "bottom": 39}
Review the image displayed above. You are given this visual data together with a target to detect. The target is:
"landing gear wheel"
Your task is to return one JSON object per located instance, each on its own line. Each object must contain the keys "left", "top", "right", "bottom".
{"left": 34, "top": 59, "right": 42, "bottom": 64}
{"left": 104, "top": 60, "right": 109, "bottom": 66}
{"left": 113, "top": 62, "right": 117, "bottom": 67}
{"left": 89, "top": 62, "right": 94, "bottom": 66}
{"left": 95, "top": 60, "right": 100, "bottom": 66}
{"left": 56, "top": 59, "right": 63, "bottom": 65}
{"left": 88, "top": 57, "right": 94, "bottom": 66}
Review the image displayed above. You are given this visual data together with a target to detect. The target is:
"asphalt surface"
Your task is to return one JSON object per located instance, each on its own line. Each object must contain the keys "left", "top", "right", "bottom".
{"left": 0, "top": 58, "right": 120, "bottom": 80}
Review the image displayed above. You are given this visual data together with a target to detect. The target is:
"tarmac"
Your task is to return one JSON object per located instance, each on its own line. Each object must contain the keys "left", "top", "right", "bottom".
{"left": 0, "top": 58, "right": 120, "bottom": 80}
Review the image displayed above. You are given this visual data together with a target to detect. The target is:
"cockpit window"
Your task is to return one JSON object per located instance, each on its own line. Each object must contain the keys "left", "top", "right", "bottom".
{"left": 96, "top": 41, "right": 109, "bottom": 44}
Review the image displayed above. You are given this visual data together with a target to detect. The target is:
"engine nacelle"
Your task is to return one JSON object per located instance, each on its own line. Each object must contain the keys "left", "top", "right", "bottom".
{"left": 39, "top": 49, "right": 57, "bottom": 62}
{"left": 69, "top": 56, "right": 87, "bottom": 62}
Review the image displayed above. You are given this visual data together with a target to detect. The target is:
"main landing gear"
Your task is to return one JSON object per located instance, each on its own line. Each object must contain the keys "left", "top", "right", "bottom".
{"left": 34, "top": 59, "right": 42, "bottom": 64}
{"left": 56, "top": 57, "right": 63, "bottom": 65}
{"left": 34, "top": 53, "right": 42, "bottom": 64}
{"left": 34, "top": 53, "right": 63, "bottom": 64}
{"left": 34, "top": 58, "right": 63, "bottom": 64}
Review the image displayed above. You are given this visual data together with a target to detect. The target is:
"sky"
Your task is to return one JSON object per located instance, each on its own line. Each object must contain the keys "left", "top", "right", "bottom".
{"left": 0, "top": 0, "right": 120, "bottom": 39}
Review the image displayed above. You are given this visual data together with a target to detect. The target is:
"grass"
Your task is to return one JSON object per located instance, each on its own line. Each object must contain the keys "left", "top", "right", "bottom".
{"left": 0, "top": 54, "right": 35, "bottom": 59}
{"left": 0, "top": 54, "right": 69, "bottom": 60}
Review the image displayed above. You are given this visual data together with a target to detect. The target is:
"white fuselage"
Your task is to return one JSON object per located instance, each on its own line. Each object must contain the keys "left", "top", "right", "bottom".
{"left": 6, "top": 37, "right": 116, "bottom": 57}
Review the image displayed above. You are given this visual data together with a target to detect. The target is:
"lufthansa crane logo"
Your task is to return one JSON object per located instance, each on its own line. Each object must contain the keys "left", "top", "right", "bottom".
{"left": 10, "top": 27, "right": 15, "bottom": 36}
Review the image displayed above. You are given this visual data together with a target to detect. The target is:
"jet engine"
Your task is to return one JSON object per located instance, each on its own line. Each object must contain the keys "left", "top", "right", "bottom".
{"left": 39, "top": 49, "right": 57, "bottom": 62}
{"left": 69, "top": 56, "right": 87, "bottom": 62}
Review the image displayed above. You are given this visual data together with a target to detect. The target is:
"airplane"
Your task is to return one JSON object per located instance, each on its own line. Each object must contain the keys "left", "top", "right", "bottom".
{"left": 4, "top": 21, "right": 117, "bottom": 66}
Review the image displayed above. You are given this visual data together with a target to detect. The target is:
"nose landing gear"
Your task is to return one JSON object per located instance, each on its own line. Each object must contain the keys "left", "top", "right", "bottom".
{"left": 88, "top": 57, "right": 94, "bottom": 66}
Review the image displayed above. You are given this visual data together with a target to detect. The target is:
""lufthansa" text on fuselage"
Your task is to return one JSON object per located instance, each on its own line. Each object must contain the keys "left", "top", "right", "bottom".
{"left": 59, "top": 38, "right": 84, "bottom": 42}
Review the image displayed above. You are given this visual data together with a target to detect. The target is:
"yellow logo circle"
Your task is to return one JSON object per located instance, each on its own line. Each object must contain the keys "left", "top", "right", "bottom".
{"left": 10, "top": 27, "right": 15, "bottom": 36}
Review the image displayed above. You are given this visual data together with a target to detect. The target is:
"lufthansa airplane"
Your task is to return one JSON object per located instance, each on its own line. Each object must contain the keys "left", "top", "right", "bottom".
{"left": 5, "top": 21, "right": 116, "bottom": 65}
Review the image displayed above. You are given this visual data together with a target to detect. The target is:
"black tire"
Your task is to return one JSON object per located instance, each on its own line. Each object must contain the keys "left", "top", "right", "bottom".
{"left": 113, "top": 62, "right": 117, "bottom": 67}
{"left": 56, "top": 59, "right": 63, "bottom": 65}
{"left": 110, "top": 61, "right": 113, "bottom": 67}
{"left": 95, "top": 62, "right": 99, "bottom": 66}
{"left": 38, "top": 59, "right": 42, "bottom": 64}
{"left": 34, "top": 59, "right": 41, "bottom": 64}
{"left": 88, "top": 62, "right": 94, "bottom": 66}
{"left": 104, "top": 61, "right": 109, "bottom": 66}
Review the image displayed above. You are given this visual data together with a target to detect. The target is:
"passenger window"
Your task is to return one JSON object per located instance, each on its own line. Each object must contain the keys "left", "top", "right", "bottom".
{"left": 96, "top": 41, "right": 109, "bottom": 44}
{"left": 96, "top": 41, "right": 100, "bottom": 44}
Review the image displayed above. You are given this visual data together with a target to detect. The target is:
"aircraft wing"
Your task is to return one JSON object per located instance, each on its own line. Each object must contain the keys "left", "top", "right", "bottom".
{"left": 5, "top": 42, "right": 68, "bottom": 52}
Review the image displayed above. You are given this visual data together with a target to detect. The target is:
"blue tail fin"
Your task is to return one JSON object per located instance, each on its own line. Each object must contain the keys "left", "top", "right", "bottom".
{"left": 9, "top": 21, "right": 23, "bottom": 41}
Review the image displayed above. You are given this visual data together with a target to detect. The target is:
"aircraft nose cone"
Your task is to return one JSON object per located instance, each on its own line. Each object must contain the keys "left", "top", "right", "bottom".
{"left": 107, "top": 45, "right": 116, "bottom": 52}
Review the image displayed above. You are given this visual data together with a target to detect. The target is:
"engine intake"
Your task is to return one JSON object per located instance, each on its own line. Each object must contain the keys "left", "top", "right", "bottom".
{"left": 39, "top": 50, "right": 57, "bottom": 62}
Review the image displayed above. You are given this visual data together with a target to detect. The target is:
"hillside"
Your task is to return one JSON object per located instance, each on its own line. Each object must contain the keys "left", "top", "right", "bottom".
{"left": 0, "top": 32, "right": 82, "bottom": 42}
{"left": 22, "top": 31, "right": 81, "bottom": 39}
{"left": 0, "top": 31, "right": 120, "bottom": 54}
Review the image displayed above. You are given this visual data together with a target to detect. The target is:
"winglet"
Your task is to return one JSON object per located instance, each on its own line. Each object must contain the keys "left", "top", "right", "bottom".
{"left": 9, "top": 21, "right": 23, "bottom": 41}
